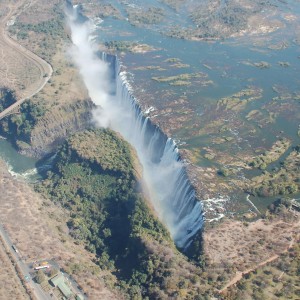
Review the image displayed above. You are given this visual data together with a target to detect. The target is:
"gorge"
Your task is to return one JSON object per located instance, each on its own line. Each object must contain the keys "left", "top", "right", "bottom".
{"left": 67, "top": 3, "right": 204, "bottom": 249}
{"left": 1, "top": 0, "right": 300, "bottom": 298}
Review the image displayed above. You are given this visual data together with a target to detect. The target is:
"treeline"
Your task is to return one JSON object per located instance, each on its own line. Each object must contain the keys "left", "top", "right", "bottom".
{"left": 11, "top": 18, "right": 65, "bottom": 40}
{"left": 0, "top": 99, "right": 46, "bottom": 144}
{"left": 0, "top": 88, "right": 17, "bottom": 112}
{"left": 246, "top": 146, "right": 300, "bottom": 198}
{"left": 9, "top": 3, "right": 65, "bottom": 41}
{"left": 105, "top": 41, "right": 140, "bottom": 52}
{"left": 8, "top": 4, "right": 66, "bottom": 62}
{"left": 35, "top": 129, "right": 185, "bottom": 299}
{"left": 126, "top": 7, "right": 165, "bottom": 25}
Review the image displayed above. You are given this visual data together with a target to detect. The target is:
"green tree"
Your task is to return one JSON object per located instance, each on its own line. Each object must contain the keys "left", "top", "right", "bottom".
{"left": 35, "top": 270, "right": 46, "bottom": 284}
{"left": 50, "top": 268, "right": 58, "bottom": 277}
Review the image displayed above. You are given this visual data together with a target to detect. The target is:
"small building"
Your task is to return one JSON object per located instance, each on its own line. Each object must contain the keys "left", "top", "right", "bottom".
{"left": 50, "top": 273, "right": 64, "bottom": 286}
{"left": 50, "top": 273, "right": 73, "bottom": 299}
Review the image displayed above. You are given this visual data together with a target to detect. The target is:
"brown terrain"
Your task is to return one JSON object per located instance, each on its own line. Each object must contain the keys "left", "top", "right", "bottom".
{"left": 0, "top": 234, "right": 30, "bottom": 300}
{"left": 0, "top": 159, "right": 122, "bottom": 300}
{"left": 0, "top": 0, "right": 88, "bottom": 112}
{"left": 10, "top": 0, "right": 88, "bottom": 108}
{"left": 0, "top": 0, "right": 299, "bottom": 299}
{"left": 0, "top": 0, "right": 118, "bottom": 298}
{"left": 0, "top": 0, "right": 52, "bottom": 120}
{"left": 204, "top": 214, "right": 300, "bottom": 292}
{"left": 0, "top": 0, "right": 92, "bottom": 157}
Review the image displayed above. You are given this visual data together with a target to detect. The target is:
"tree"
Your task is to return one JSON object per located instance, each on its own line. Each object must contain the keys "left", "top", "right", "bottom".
{"left": 35, "top": 270, "right": 46, "bottom": 284}
{"left": 218, "top": 167, "right": 230, "bottom": 177}
{"left": 50, "top": 268, "right": 58, "bottom": 277}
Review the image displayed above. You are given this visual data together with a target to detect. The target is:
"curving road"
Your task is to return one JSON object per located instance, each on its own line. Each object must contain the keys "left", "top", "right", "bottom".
{"left": 0, "top": 223, "right": 51, "bottom": 300}
{"left": 0, "top": 1, "right": 53, "bottom": 120}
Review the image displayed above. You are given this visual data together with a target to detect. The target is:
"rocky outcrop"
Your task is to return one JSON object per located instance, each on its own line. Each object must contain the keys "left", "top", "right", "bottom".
{"left": 20, "top": 99, "right": 95, "bottom": 158}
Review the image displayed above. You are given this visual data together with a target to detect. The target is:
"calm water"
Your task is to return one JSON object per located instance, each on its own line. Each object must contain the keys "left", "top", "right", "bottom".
{"left": 97, "top": 9, "right": 300, "bottom": 117}
{"left": 0, "top": 139, "right": 38, "bottom": 174}
{"left": 95, "top": 0, "right": 300, "bottom": 214}
{"left": 96, "top": 3, "right": 300, "bottom": 152}
{"left": 0, "top": 0, "right": 299, "bottom": 213}
{"left": 0, "top": 139, "right": 52, "bottom": 180}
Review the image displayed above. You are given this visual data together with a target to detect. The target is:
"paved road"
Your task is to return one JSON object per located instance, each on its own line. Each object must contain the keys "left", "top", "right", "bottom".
{"left": 0, "top": 1, "right": 53, "bottom": 120}
{"left": 0, "top": 223, "right": 51, "bottom": 300}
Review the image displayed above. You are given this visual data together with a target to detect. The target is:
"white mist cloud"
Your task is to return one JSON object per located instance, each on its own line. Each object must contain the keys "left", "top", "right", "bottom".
{"left": 66, "top": 5, "right": 204, "bottom": 249}
{"left": 66, "top": 7, "right": 111, "bottom": 127}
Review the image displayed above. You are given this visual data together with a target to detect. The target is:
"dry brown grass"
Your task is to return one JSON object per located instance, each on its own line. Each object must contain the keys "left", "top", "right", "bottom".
{"left": 0, "top": 160, "right": 122, "bottom": 300}
{"left": 17, "top": 0, "right": 60, "bottom": 25}
{"left": 7, "top": 0, "right": 88, "bottom": 104}
{"left": 0, "top": 0, "right": 88, "bottom": 108}
{"left": 0, "top": 1, "right": 41, "bottom": 99}
{"left": 0, "top": 236, "right": 30, "bottom": 300}
{"left": 204, "top": 216, "right": 300, "bottom": 275}
{"left": 0, "top": 38, "right": 40, "bottom": 95}
{"left": 37, "top": 46, "right": 88, "bottom": 109}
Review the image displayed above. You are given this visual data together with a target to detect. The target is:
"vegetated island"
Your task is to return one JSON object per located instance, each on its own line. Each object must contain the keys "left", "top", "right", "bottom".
{"left": 0, "top": 0, "right": 299, "bottom": 299}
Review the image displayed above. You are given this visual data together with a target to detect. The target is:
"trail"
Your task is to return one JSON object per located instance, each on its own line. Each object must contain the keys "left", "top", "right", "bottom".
{"left": 219, "top": 219, "right": 300, "bottom": 293}
{"left": 0, "top": 0, "right": 53, "bottom": 120}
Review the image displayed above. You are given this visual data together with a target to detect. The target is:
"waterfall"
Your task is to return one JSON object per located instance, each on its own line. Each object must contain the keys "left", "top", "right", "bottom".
{"left": 101, "top": 55, "right": 204, "bottom": 249}
{"left": 66, "top": 3, "right": 204, "bottom": 250}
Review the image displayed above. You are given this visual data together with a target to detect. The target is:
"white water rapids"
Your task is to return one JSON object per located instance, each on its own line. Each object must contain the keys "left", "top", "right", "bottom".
{"left": 66, "top": 3, "right": 204, "bottom": 249}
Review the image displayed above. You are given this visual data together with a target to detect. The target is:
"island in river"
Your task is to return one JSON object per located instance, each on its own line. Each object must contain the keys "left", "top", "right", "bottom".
{"left": 0, "top": 0, "right": 299, "bottom": 299}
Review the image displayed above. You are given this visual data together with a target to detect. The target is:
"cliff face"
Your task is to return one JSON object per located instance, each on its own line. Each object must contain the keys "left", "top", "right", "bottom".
{"left": 19, "top": 99, "right": 95, "bottom": 158}
{"left": 36, "top": 128, "right": 205, "bottom": 300}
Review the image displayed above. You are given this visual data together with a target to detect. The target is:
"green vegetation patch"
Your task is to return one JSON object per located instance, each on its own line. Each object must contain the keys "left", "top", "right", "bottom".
{"left": 164, "top": 58, "right": 190, "bottom": 68}
{"left": 105, "top": 41, "right": 155, "bottom": 53}
{"left": 247, "top": 146, "right": 300, "bottom": 197}
{"left": 217, "top": 88, "right": 263, "bottom": 111}
{"left": 0, "top": 99, "right": 46, "bottom": 144}
{"left": 9, "top": 4, "right": 66, "bottom": 61}
{"left": 98, "top": 4, "right": 122, "bottom": 19}
{"left": 35, "top": 129, "right": 190, "bottom": 298}
{"left": 164, "top": 58, "right": 181, "bottom": 63}
{"left": 126, "top": 7, "right": 165, "bottom": 25}
{"left": 11, "top": 18, "right": 65, "bottom": 40}
{"left": 0, "top": 88, "right": 17, "bottom": 112}
{"left": 105, "top": 40, "right": 139, "bottom": 52}
{"left": 133, "top": 65, "right": 166, "bottom": 71}
{"left": 66, "top": 130, "right": 134, "bottom": 174}
{"left": 249, "top": 138, "right": 291, "bottom": 170}
{"left": 253, "top": 61, "right": 271, "bottom": 69}
{"left": 152, "top": 72, "right": 207, "bottom": 86}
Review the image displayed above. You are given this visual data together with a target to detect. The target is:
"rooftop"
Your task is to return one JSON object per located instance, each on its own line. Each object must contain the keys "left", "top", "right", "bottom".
{"left": 50, "top": 273, "right": 73, "bottom": 299}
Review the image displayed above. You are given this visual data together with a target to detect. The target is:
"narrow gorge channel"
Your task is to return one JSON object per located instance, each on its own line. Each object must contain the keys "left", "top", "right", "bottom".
{"left": 67, "top": 3, "right": 204, "bottom": 249}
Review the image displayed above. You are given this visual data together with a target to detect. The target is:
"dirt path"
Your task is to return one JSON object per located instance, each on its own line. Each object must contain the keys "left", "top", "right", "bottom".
{"left": 219, "top": 220, "right": 300, "bottom": 293}
{"left": 0, "top": 0, "right": 53, "bottom": 120}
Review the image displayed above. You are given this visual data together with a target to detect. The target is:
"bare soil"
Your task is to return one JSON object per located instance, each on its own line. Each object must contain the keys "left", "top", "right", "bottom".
{"left": 0, "top": 160, "right": 122, "bottom": 300}
{"left": 0, "top": 0, "right": 41, "bottom": 98}
{"left": 0, "top": 235, "right": 30, "bottom": 300}
{"left": 0, "top": 0, "right": 88, "bottom": 112}
{"left": 204, "top": 214, "right": 300, "bottom": 291}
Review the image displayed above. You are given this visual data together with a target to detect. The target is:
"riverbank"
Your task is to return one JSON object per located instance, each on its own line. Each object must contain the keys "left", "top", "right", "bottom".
{"left": 1, "top": 1, "right": 300, "bottom": 299}
{"left": 0, "top": 159, "right": 121, "bottom": 299}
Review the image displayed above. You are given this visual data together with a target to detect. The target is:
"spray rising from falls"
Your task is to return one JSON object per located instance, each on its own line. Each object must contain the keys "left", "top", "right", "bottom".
{"left": 66, "top": 4, "right": 204, "bottom": 249}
